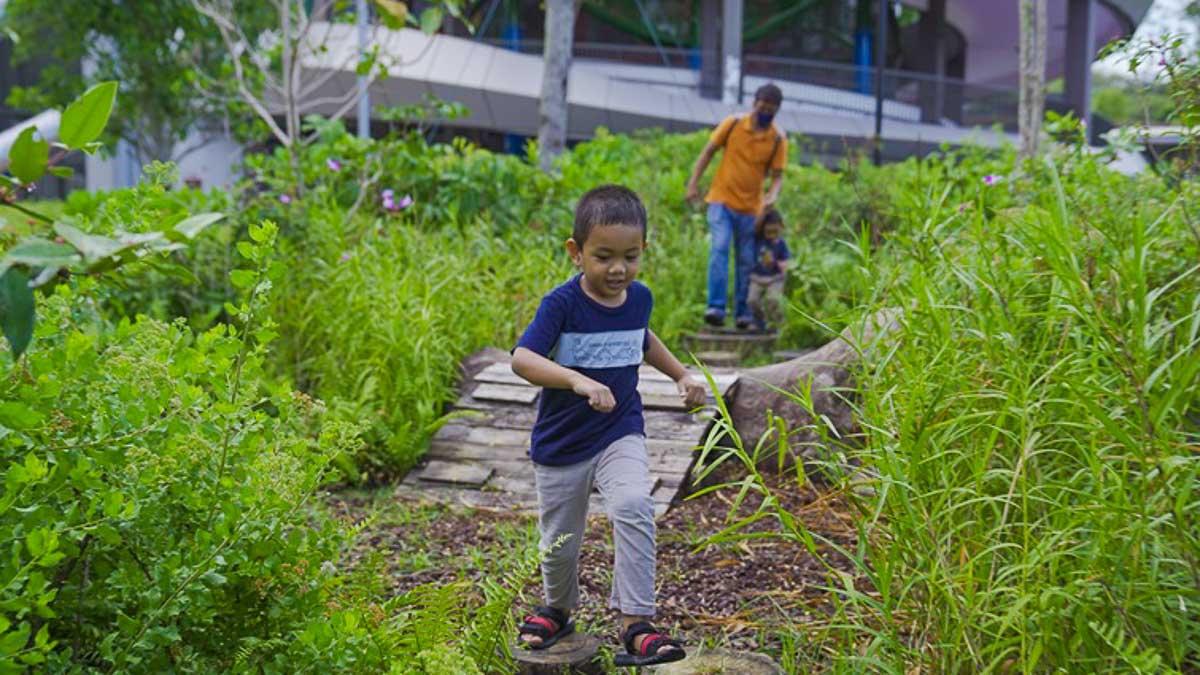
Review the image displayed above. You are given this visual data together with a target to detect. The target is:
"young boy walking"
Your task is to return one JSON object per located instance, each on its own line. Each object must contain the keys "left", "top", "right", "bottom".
{"left": 748, "top": 208, "right": 791, "bottom": 331}
{"left": 511, "top": 185, "right": 706, "bottom": 667}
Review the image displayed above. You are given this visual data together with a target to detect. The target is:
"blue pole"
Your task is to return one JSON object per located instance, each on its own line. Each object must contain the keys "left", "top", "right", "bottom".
{"left": 502, "top": 1, "right": 526, "bottom": 156}
{"left": 855, "top": 30, "right": 873, "bottom": 94}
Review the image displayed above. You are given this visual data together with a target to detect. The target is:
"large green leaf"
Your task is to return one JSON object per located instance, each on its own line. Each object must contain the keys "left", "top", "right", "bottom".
{"left": 8, "top": 127, "right": 48, "bottom": 185}
{"left": 1, "top": 239, "right": 81, "bottom": 272}
{"left": 171, "top": 212, "right": 225, "bottom": 240}
{"left": 53, "top": 222, "right": 126, "bottom": 263}
{"left": 0, "top": 402, "right": 42, "bottom": 430}
{"left": 374, "top": 0, "right": 408, "bottom": 28}
{"left": 0, "top": 268, "right": 34, "bottom": 360}
{"left": 419, "top": 6, "right": 443, "bottom": 34}
{"left": 59, "top": 81, "right": 118, "bottom": 150}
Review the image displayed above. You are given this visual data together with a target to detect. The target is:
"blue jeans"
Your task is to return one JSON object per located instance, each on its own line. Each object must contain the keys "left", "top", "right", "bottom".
{"left": 706, "top": 202, "right": 757, "bottom": 320}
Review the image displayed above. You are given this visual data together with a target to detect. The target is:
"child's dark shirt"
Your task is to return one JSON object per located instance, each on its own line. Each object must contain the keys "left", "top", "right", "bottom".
{"left": 515, "top": 275, "right": 652, "bottom": 466}
{"left": 752, "top": 236, "right": 790, "bottom": 278}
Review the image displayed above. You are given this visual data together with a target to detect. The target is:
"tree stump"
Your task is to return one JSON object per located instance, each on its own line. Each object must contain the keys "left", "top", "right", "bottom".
{"left": 510, "top": 633, "right": 604, "bottom": 674}
{"left": 723, "top": 309, "right": 900, "bottom": 474}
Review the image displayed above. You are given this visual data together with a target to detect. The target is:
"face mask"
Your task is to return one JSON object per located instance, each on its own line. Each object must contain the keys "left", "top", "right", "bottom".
{"left": 755, "top": 111, "right": 776, "bottom": 128}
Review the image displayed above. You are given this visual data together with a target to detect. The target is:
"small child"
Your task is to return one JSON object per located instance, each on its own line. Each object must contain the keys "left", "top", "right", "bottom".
{"left": 747, "top": 208, "right": 791, "bottom": 331}
{"left": 511, "top": 185, "right": 705, "bottom": 667}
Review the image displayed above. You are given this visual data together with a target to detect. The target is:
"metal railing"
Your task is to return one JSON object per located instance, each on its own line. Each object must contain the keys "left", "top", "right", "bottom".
{"left": 481, "top": 38, "right": 1035, "bottom": 131}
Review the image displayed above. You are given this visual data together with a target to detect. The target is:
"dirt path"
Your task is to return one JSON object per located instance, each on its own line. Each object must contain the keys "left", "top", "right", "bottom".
{"left": 324, "top": 471, "right": 863, "bottom": 665}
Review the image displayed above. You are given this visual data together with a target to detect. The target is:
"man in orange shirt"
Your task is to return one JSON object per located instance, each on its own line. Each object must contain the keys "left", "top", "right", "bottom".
{"left": 685, "top": 83, "right": 787, "bottom": 329}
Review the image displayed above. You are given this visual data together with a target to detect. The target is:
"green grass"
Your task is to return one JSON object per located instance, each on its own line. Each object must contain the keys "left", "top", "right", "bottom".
{"left": 695, "top": 157, "right": 1200, "bottom": 672}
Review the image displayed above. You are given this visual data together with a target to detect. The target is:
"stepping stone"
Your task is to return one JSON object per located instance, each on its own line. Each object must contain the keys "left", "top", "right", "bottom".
{"left": 414, "top": 459, "right": 493, "bottom": 487}
{"left": 511, "top": 632, "right": 603, "bottom": 674}
{"left": 648, "top": 650, "right": 783, "bottom": 674}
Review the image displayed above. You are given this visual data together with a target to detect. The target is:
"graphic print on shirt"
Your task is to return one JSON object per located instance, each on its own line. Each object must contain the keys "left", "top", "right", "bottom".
{"left": 552, "top": 328, "right": 646, "bottom": 369}
{"left": 758, "top": 243, "right": 776, "bottom": 269}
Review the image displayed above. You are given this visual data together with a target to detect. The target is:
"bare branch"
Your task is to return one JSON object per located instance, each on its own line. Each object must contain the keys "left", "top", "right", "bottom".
{"left": 320, "top": 83, "right": 374, "bottom": 129}
{"left": 194, "top": 0, "right": 293, "bottom": 145}
{"left": 296, "top": 88, "right": 362, "bottom": 114}
{"left": 297, "top": 39, "right": 366, "bottom": 98}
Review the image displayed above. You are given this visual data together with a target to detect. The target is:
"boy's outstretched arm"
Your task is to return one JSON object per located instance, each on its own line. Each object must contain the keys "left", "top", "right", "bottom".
{"left": 512, "top": 347, "right": 616, "bottom": 412}
{"left": 644, "top": 330, "right": 707, "bottom": 408}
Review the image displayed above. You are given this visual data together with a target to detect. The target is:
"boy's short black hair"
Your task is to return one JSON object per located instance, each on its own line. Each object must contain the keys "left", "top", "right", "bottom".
{"left": 755, "top": 83, "right": 783, "bottom": 106}
{"left": 761, "top": 208, "right": 783, "bottom": 227}
{"left": 572, "top": 184, "right": 648, "bottom": 246}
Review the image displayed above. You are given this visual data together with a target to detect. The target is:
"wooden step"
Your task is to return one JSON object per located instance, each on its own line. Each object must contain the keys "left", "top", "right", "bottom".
{"left": 683, "top": 330, "right": 779, "bottom": 359}
{"left": 694, "top": 350, "right": 741, "bottom": 367}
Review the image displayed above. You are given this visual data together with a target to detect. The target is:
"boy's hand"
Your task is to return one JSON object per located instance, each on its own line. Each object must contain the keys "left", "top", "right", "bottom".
{"left": 685, "top": 183, "right": 701, "bottom": 206}
{"left": 573, "top": 377, "right": 616, "bottom": 413}
{"left": 676, "top": 374, "right": 707, "bottom": 409}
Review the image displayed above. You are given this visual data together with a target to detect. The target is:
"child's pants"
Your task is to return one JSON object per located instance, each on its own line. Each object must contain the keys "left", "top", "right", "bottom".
{"left": 748, "top": 274, "right": 785, "bottom": 327}
{"left": 533, "top": 434, "right": 656, "bottom": 617}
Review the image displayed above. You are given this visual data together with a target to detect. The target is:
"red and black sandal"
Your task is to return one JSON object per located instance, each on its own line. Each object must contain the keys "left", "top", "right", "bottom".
{"left": 613, "top": 621, "right": 686, "bottom": 667}
{"left": 517, "top": 605, "right": 575, "bottom": 650}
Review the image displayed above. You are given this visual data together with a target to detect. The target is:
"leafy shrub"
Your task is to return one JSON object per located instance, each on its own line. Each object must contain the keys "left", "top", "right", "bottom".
{"left": 0, "top": 222, "right": 357, "bottom": 670}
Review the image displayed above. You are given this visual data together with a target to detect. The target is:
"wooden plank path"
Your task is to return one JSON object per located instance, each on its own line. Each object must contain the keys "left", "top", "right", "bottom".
{"left": 397, "top": 357, "right": 739, "bottom": 518}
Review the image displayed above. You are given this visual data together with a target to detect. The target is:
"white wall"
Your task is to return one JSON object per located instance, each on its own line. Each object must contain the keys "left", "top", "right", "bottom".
{"left": 85, "top": 131, "right": 242, "bottom": 192}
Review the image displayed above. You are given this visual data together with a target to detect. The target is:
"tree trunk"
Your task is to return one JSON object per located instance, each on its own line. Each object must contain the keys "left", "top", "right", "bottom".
{"left": 1018, "top": 0, "right": 1047, "bottom": 160}
{"left": 537, "top": 0, "right": 577, "bottom": 173}
{"left": 724, "top": 309, "right": 901, "bottom": 470}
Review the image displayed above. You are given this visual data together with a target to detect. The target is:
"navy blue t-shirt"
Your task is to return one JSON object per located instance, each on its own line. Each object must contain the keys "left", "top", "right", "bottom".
{"left": 515, "top": 275, "right": 652, "bottom": 466}
{"left": 751, "top": 236, "right": 790, "bottom": 277}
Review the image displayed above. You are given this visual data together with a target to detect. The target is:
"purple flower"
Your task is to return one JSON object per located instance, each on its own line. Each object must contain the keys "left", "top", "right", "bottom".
{"left": 326, "top": 158, "right": 342, "bottom": 172}
{"left": 1159, "top": 57, "right": 1168, "bottom": 66}
{"left": 982, "top": 174, "right": 1001, "bottom": 186}
{"left": 381, "top": 188, "right": 412, "bottom": 212}
{"left": 279, "top": 194, "right": 292, "bottom": 204}
{"left": 338, "top": 252, "right": 352, "bottom": 263}
{"left": 958, "top": 204, "right": 967, "bottom": 213}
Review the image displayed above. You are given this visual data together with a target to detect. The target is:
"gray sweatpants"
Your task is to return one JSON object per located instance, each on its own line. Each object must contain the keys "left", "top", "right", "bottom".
{"left": 533, "top": 434, "right": 656, "bottom": 617}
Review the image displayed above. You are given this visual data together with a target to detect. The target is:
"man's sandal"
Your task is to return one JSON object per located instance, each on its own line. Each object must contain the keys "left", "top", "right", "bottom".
{"left": 517, "top": 606, "right": 575, "bottom": 650}
{"left": 613, "top": 621, "right": 686, "bottom": 667}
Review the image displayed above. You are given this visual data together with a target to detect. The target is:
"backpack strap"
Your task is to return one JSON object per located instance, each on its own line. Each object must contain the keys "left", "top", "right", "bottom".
{"left": 719, "top": 116, "right": 740, "bottom": 147}
{"left": 722, "top": 116, "right": 783, "bottom": 171}
{"left": 765, "top": 129, "right": 782, "bottom": 171}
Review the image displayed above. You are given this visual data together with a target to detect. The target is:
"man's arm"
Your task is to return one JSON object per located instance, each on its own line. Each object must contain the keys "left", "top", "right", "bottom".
{"left": 762, "top": 169, "right": 784, "bottom": 208}
{"left": 512, "top": 347, "right": 615, "bottom": 412}
{"left": 685, "top": 141, "right": 719, "bottom": 205}
{"left": 643, "top": 330, "right": 707, "bottom": 408}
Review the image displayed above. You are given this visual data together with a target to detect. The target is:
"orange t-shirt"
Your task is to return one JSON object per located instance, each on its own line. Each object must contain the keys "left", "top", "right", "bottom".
{"left": 704, "top": 115, "right": 787, "bottom": 215}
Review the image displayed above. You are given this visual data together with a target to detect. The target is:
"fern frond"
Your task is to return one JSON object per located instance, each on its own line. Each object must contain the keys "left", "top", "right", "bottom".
{"left": 464, "top": 532, "right": 559, "bottom": 673}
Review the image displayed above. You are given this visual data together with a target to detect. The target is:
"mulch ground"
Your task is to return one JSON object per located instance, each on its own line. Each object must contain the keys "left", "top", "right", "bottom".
{"left": 323, "top": 468, "right": 866, "bottom": 662}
